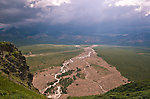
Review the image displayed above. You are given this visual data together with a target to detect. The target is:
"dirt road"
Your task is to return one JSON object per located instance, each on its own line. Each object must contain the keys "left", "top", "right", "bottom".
{"left": 32, "top": 46, "right": 129, "bottom": 99}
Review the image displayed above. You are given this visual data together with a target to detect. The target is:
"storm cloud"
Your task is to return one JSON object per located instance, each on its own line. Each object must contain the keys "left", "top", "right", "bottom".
{"left": 0, "top": 0, "right": 150, "bottom": 35}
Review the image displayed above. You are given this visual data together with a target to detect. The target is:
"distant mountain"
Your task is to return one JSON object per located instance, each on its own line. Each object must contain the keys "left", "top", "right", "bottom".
{"left": 0, "top": 26, "right": 150, "bottom": 47}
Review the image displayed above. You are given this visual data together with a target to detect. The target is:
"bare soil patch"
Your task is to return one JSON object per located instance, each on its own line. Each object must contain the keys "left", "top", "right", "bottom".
{"left": 137, "top": 53, "right": 145, "bottom": 55}
{"left": 32, "top": 67, "right": 60, "bottom": 92}
{"left": 32, "top": 46, "right": 129, "bottom": 99}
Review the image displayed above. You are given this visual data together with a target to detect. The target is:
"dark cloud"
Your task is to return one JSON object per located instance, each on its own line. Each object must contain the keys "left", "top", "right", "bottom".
{"left": 0, "top": 0, "right": 40, "bottom": 27}
{"left": 0, "top": 0, "right": 150, "bottom": 35}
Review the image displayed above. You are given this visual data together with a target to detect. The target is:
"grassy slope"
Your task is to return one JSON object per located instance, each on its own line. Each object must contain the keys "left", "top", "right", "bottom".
{"left": 19, "top": 44, "right": 80, "bottom": 55}
{"left": 0, "top": 72, "right": 46, "bottom": 99}
{"left": 94, "top": 46, "right": 150, "bottom": 81}
{"left": 68, "top": 80, "right": 150, "bottom": 99}
{"left": 27, "top": 51, "right": 83, "bottom": 73}
{"left": 19, "top": 44, "right": 83, "bottom": 73}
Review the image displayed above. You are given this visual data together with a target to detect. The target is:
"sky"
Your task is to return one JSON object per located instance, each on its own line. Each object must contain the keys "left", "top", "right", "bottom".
{"left": 0, "top": 0, "right": 150, "bottom": 35}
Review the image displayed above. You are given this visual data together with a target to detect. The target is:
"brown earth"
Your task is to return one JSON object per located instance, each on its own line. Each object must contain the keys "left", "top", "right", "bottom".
{"left": 33, "top": 67, "right": 60, "bottom": 92}
{"left": 137, "top": 53, "right": 145, "bottom": 55}
{"left": 32, "top": 46, "right": 129, "bottom": 99}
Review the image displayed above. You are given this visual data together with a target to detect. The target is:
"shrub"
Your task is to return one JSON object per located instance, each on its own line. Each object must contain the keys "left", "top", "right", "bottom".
{"left": 76, "top": 73, "right": 81, "bottom": 78}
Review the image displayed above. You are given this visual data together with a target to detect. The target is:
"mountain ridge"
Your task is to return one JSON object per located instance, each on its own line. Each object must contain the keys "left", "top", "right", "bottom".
{"left": 1, "top": 27, "right": 150, "bottom": 47}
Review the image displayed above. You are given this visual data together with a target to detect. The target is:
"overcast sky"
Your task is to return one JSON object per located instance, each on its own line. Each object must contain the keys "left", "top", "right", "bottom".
{"left": 0, "top": 0, "right": 150, "bottom": 35}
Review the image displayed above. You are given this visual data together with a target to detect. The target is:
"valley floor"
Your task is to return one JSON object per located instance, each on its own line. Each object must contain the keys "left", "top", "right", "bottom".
{"left": 32, "top": 45, "right": 129, "bottom": 99}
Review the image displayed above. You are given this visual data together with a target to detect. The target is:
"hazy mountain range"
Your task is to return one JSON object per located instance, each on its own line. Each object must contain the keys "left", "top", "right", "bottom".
{"left": 0, "top": 24, "right": 150, "bottom": 47}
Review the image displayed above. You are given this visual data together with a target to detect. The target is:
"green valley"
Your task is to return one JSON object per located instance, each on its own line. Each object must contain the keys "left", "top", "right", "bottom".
{"left": 94, "top": 46, "right": 150, "bottom": 81}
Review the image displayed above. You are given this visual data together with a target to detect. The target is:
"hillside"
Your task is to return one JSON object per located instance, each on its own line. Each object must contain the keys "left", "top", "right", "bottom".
{"left": 0, "top": 42, "right": 46, "bottom": 98}
{"left": 0, "top": 73, "right": 46, "bottom": 99}
{"left": 94, "top": 46, "right": 150, "bottom": 81}
{"left": 0, "top": 42, "right": 33, "bottom": 88}
{"left": 68, "top": 80, "right": 150, "bottom": 99}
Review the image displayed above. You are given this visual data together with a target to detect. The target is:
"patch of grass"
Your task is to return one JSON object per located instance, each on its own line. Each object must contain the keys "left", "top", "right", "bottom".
{"left": 19, "top": 44, "right": 80, "bottom": 55}
{"left": 94, "top": 46, "right": 150, "bottom": 81}
{"left": 91, "top": 64, "right": 109, "bottom": 75}
{"left": 19, "top": 44, "right": 83, "bottom": 73}
{"left": 91, "top": 64, "right": 108, "bottom": 71}
{"left": 27, "top": 50, "right": 83, "bottom": 73}
{"left": 0, "top": 73, "right": 46, "bottom": 99}
{"left": 80, "top": 73, "right": 86, "bottom": 79}
{"left": 80, "top": 45, "right": 91, "bottom": 48}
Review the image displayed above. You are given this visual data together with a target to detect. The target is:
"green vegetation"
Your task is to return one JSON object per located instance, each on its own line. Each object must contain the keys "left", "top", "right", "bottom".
{"left": 73, "top": 75, "right": 76, "bottom": 80}
{"left": 27, "top": 50, "right": 83, "bottom": 73}
{"left": 91, "top": 64, "right": 108, "bottom": 71}
{"left": 0, "top": 73, "right": 46, "bottom": 99}
{"left": 80, "top": 73, "right": 86, "bottom": 79}
{"left": 19, "top": 44, "right": 80, "bottom": 55}
{"left": 19, "top": 44, "right": 83, "bottom": 73}
{"left": 76, "top": 67, "right": 81, "bottom": 72}
{"left": 47, "top": 82, "right": 54, "bottom": 86}
{"left": 80, "top": 45, "right": 91, "bottom": 48}
{"left": 47, "top": 80, "right": 57, "bottom": 86}
{"left": 57, "top": 70, "right": 74, "bottom": 78}
{"left": 76, "top": 72, "right": 85, "bottom": 79}
{"left": 94, "top": 46, "right": 150, "bottom": 81}
{"left": 68, "top": 80, "right": 150, "bottom": 99}
{"left": 0, "top": 42, "right": 46, "bottom": 99}
{"left": 59, "top": 77, "right": 74, "bottom": 88}
{"left": 59, "top": 77, "right": 74, "bottom": 94}
{"left": 44, "top": 86, "right": 55, "bottom": 94}
{"left": 91, "top": 64, "right": 109, "bottom": 75}
{"left": 76, "top": 73, "right": 81, "bottom": 78}
{"left": 61, "top": 87, "right": 67, "bottom": 94}
{"left": 0, "top": 42, "right": 33, "bottom": 88}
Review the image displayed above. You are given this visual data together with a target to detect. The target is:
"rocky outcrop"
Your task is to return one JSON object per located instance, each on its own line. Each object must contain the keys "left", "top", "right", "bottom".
{"left": 0, "top": 42, "right": 33, "bottom": 88}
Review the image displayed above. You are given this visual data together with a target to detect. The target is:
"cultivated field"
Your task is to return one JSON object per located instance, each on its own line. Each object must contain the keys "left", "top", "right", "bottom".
{"left": 19, "top": 44, "right": 84, "bottom": 73}
{"left": 94, "top": 46, "right": 150, "bottom": 81}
